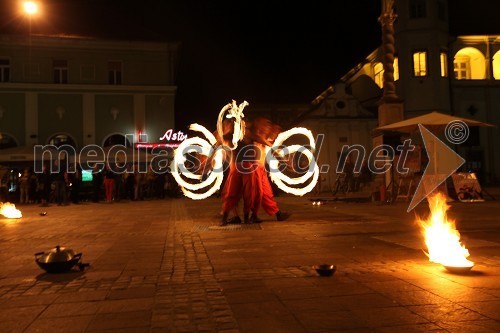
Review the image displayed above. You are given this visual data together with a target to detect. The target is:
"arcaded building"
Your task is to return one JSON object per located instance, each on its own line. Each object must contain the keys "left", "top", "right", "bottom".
{"left": 0, "top": 34, "right": 179, "bottom": 162}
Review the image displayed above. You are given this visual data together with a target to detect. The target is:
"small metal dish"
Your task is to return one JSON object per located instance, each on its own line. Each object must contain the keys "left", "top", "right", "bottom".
{"left": 313, "top": 264, "right": 336, "bottom": 277}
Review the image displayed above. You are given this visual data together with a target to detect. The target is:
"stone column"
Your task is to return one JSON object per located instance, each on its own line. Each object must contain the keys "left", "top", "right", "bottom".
{"left": 374, "top": 0, "right": 405, "bottom": 199}
{"left": 377, "top": 0, "right": 404, "bottom": 126}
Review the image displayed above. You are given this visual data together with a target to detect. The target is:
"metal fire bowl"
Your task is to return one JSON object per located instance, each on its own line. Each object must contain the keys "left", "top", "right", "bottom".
{"left": 313, "top": 264, "right": 336, "bottom": 277}
{"left": 36, "top": 257, "right": 81, "bottom": 274}
{"left": 443, "top": 265, "right": 474, "bottom": 274}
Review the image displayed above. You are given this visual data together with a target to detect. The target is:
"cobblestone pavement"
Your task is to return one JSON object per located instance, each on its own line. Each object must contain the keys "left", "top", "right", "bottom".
{"left": 0, "top": 195, "right": 498, "bottom": 332}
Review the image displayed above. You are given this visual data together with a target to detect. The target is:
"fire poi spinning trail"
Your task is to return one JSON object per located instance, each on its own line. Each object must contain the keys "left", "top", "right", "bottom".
{"left": 170, "top": 100, "right": 319, "bottom": 200}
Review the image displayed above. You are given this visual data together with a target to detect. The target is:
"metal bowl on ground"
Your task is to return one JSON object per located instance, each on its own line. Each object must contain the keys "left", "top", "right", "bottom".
{"left": 313, "top": 264, "right": 336, "bottom": 277}
{"left": 443, "top": 265, "right": 473, "bottom": 274}
{"left": 35, "top": 245, "right": 86, "bottom": 273}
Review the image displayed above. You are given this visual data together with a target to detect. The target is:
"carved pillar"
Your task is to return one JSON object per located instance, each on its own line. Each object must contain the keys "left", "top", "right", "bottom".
{"left": 377, "top": 0, "right": 404, "bottom": 126}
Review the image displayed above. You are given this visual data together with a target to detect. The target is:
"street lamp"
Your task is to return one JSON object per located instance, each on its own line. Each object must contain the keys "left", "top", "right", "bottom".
{"left": 23, "top": 1, "right": 39, "bottom": 15}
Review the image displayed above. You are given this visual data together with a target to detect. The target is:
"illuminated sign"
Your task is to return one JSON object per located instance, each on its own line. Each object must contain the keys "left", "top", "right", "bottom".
{"left": 133, "top": 129, "right": 188, "bottom": 149}
{"left": 159, "top": 129, "right": 188, "bottom": 142}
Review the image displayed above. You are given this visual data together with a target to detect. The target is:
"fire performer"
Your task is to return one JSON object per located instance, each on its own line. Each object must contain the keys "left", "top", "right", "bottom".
{"left": 249, "top": 118, "right": 290, "bottom": 223}
{"left": 220, "top": 117, "right": 289, "bottom": 225}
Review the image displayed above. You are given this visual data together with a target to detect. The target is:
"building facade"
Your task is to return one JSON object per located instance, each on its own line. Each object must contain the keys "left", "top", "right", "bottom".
{"left": 308, "top": 0, "right": 500, "bottom": 186}
{"left": 0, "top": 34, "right": 179, "bottom": 162}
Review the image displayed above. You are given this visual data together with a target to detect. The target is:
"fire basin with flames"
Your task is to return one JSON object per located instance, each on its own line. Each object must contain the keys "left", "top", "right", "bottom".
{"left": 0, "top": 202, "right": 22, "bottom": 219}
{"left": 417, "top": 192, "right": 474, "bottom": 273}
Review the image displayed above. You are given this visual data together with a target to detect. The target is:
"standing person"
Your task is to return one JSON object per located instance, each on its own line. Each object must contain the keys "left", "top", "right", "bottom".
{"left": 124, "top": 163, "right": 135, "bottom": 200}
{"left": 91, "top": 164, "right": 103, "bottom": 202}
{"left": 219, "top": 119, "right": 274, "bottom": 225}
{"left": 134, "top": 164, "right": 144, "bottom": 200}
{"left": 29, "top": 168, "right": 38, "bottom": 203}
{"left": 19, "top": 168, "right": 30, "bottom": 204}
{"left": 250, "top": 118, "right": 290, "bottom": 223}
{"left": 102, "top": 164, "right": 115, "bottom": 203}
{"left": 69, "top": 165, "right": 81, "bottom": 204}
{"left": 37, "top": 163, "right": 51, "bottom": 207}
{"left": 52, "top": 160, "right": 68, "bottom": 205}
{"left": 114, "top": 168, "right": 123, "bottom": 202}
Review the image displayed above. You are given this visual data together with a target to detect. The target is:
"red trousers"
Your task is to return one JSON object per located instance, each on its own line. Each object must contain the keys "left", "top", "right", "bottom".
{"left": 256, "top": 165, "right": 279, "bottom": 215}
{"left": 222, "top": 162, "right": 260, "bottom": 214}
{"left": 104, "top": 178, "right": 115, "bottom": 202}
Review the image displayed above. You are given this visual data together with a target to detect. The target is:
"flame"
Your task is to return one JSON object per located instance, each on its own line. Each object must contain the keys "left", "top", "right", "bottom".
{"left": 173, "top": 101, "right": 319, "bottom": 199}
{"left": 172, "top": 101, "right": 247, "bottom": 199}
{"left": 417, "top": 192, "right": 473, "bottom": 268}
{"left": 217, "top": 100, "right": 247, "bottom": 149}
{"left": 266, "top": 127, "right": 319, "bottom": 196}
{"left": 0, "top": 202, "right": 22, "bottom": 219}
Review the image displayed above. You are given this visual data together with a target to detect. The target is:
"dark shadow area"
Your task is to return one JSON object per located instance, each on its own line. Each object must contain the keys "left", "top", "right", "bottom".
{"left": 35, "top": 269, "right": 88, "bottom": 283}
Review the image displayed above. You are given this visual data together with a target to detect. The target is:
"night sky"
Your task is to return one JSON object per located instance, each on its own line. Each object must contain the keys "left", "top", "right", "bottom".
{"left": 1, "top": 0, "right": 498, "bottom": 130}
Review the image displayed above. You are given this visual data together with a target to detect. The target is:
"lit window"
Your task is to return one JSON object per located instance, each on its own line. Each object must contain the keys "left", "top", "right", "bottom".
{"left": 53, "top": 60, "right": 68, "bottom": 84}
{"left": 374, "top": 62, "right": 384, "bottom": 88}
{"left": 393, "top": 57, "right": 399, "bottom": 81}
{"left": 108, "top": 61, "right": 122, "bottom": 85}
{"left": 410, "top": 0, "right": 426, "bottom": 19}
{"left": 413, "top": 51, "right": 427, "bottom": 77}
{"left": 454, "top": 57, "right": 470, "bottom": 80}
{"left": 440, "top": 52, "right": 448, "bottom": 77}
{"left": 492, "top": 51, "right": 500, "bottom": 80}
{"left": 0, "top": 59, "right": 10, "bottom": 82}
{"left": 453, "top": 47, "right": 485, "bottom": 80}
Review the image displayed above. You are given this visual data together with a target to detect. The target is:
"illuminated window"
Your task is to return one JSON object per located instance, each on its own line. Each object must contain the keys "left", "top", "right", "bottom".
{"left": 393, "top": 57, "right": 399, "bottom": 81}
{"left": 453, "top": 47, "right": 485, "bottom": 80}
{"left": 454, "top": 57, "right": 469, "bottom": 80}
{"left": 413, "top": 51, "right": 427, "bottom": 77}
{"left": 440, "top": 52, "right": 448, "bottom": 77}
{"left": 0, "top": 59, "right": 10, "bottom": 82}
{"left": 374, "top": 62, "right": 384, "bottom": 88}
{"left": 493, "top": 51, "right": 500, "bottom": 80}
{"left": 108, "top": 61, "right": 122, "bottom": 85}
{"left": 53, "top": 60, "right": 68, "bottom": 84}
{"left": 410, "top": 0, "right": 426, "bottom": 19}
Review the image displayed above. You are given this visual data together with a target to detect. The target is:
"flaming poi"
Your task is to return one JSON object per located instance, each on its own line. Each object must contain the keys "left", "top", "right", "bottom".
{"left": 0, "top": 202, "right": 22, "bottom": 219}
{"left": 417, "top": 192, "right": 473, "bottom": 271}
{"left": 171, "top": 100, "right": 319, "bottom": 199}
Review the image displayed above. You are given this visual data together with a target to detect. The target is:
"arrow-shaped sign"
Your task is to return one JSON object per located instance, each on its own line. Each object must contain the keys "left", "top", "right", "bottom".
{"left": 407, "top": 124, "right": 465, "bottom": 212}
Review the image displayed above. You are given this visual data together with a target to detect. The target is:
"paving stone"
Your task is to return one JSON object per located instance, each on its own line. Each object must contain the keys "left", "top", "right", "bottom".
{"left": 0, "top": 197, "right": 498, "bottom": 332}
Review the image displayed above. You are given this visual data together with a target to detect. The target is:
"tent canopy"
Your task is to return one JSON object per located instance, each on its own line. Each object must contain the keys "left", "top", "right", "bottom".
{"left": 374, "top": 111, "right": 495, "bottom": 134}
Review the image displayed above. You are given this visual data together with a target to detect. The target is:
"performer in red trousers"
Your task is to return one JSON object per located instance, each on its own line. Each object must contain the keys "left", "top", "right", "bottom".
{"left": 220, "top": 123, "right": 262, "bottom": 225}
{"left": 217, "top": 116, "right": 290, "bottom": 225}
{"left": 251, "top": 118, "right": 290, "bottom": 223}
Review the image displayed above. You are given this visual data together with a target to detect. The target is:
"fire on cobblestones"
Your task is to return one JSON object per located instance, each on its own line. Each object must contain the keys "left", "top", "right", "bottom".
{"left": 0, "top": 202, "right": 22, "bottom": 219}
{"left": 417, "top": 192, "right": 474, "bottom": 272}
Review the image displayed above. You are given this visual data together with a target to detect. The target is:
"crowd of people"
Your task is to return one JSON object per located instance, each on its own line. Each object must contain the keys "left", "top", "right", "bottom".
{"left": 0, "top": 162, "right": 182, "bottom": 206}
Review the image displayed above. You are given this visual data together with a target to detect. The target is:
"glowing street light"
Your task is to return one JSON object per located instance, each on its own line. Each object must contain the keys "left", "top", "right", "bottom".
{"left": 23, "top": 1, "right": 39, "bottom": 16}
